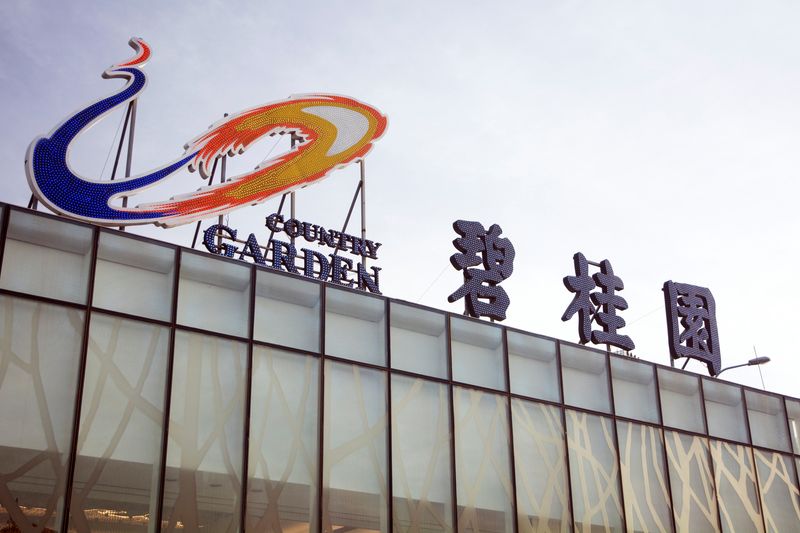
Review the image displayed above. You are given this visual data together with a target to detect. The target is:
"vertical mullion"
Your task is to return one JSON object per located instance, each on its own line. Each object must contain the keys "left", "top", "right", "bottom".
{"left": 741, "top": 389, "right": 768, "bottom": 533}
{"left": 606, "top": 353, "right": 628, "bottom": 533}
{"left": 0, "top": 205, "right": 11, "bottom": 281}
{"left": 791, "top": 449, "right": 800, "bottom": 495}
{"left": 556, "top": 341, "right": 576, "bottom": 532}
{"left": 317, "top": 285, "right": 326, "bottom": 533}
{"left": 240, "top": 265, "right": 256, "bottom": 530}
{"left": 782, "top": 397, "right": 800, "bottom": 496}
{"left": 154, "top": 246, "right": 181, "bottom": 532}
{"left": 653, "top": 368, "right": 677, "bottom": 533}
{"left": 446, "top": 315, "right": 459, "bottom": 533}
{"left": 502, "top": 327, "right": 519, "bottom": 533}
{"left": 59, "top": 226, "right": 99, "bottom": 533}
{"left": 782, "top": 397, "right": 800, "bottom": 486}
{"left": 385, "top": 298, "right": 393, "bottom": 533}
{"left": 698, "top": 378, "right": 724, "bottom": 532}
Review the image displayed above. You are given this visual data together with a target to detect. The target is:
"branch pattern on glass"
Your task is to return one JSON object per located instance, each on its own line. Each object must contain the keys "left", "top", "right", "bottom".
{"left": 663, "top": 281, "right": 721, "bottom": 376}
{"left": 447, "top": 220, "right": 515, "bottom": 321}
{"left": 561, "top": 252, "right": 635, "bottom": 351}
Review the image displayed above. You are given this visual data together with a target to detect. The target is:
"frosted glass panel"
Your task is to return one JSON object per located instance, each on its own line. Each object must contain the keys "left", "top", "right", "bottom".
{"left": 69, "top": 315, "right": 169, "bottom": 532}
{"left": 617, "top": 422, "right": 672, "bottom": 533}
{"left": 177, "top": 251, "right": 251, "bottom": 337}
{"left": 658, "top": 368, "right": 705, "bottom": 433}
{"left": 93, "top": 232, "right": 175, "bottom": 321}
{"left": 254, "top": 269, "right": 321, "bottom": 352}
{"left": 162, "top": 331, "right": 247, "bottom": 531}
{"left": 325, "top": 287, "right": 386, "bottom": 365}
{"left": 390, "top": 303, "right": 447, "bottom": 378}
{"left": 703, "top": 379, "right": 748, "bottom": 443}
{"left": 1, "top": 210, "right": 93, "bottom": 303}
{"left": 247, "top": 347, "right": 319, "bottom": 533}
{"left": 392, "top": 375, "right": 453, "bottom": 532}
{"left": 450, "top": 317, "right": 505, "bottom": 390}
{"left": 560, "top": 344, "right": 610, "bottom": 413}
{"left": 745, "top": 390, "right": 790, "bottom": 452}
{"left": 453, "top": 387, "right": 513, "bottom": 533}
{"left": 611, "top": 356, "right": 659, "bottom": 423}
{"left": 565, "top": 410, "right": 623, "bottom": 532}
{"left": 710, "top": 440, "right": 762, "bottom": 533}
{"left": 0, "top": 296, "right": 84, "bottom": 531}
{"left": 323, "top": 361, "right": 388, "bottom": 533}
{"left": 786, "top": 399, "right": 800, "bottom": 454}
{"left": 507, "top": 331, "right": 559, "bottom": 402}
{"left": 753, "top": 450, "right": 800, "bottom": 532}
{"left": 512, "top": 399, "right": 570, "bottom": 532}
{"left": 665, "top": 431, "right": 719, "bottom": 532}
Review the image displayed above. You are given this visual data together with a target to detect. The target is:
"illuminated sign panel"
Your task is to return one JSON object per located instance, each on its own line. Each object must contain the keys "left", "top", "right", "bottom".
{"left": 25, "top": 38, "right": 386, "bottom": 227}
{"left": 447, "top": 219, "right": 515, "bottom": 321}
{"left": 663, "top": 281, "right": 721, "bottom": 375}
{"left": 22, "top": 38, "right": 740, "bottom": 377}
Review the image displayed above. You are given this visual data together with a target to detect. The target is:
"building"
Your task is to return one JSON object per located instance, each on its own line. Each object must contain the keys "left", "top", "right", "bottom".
{"left": 0, "top": 202, "right": 798, "bottom": 533}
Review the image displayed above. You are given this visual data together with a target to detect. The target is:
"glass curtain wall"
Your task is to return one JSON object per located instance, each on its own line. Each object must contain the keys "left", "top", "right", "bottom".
{"left": 0, "top": 204, "right": 798, "bottom": 533}
{"left": 247, "top": 347, "right": 319, "bottom": 532}
{"left": 0, "top": 296, "right": 84, "bottom": 532}
{"left": 69, "top": 314, "right": 170, "bottom": 532}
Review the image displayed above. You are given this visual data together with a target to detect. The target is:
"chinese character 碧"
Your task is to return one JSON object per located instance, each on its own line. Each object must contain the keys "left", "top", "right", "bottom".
{"left": 561, "top": 252, "right": 635, "bottom": 352}
{"left": 448, "top": 220, "right": 515, "bottom": 321}
{"left": 663, "top": 281, "right": 721, "bottom": 375}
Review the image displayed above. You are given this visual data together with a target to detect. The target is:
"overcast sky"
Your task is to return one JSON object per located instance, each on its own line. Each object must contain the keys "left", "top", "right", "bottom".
{"left": 1, "top": 1, "right": 798, "bottom": 398}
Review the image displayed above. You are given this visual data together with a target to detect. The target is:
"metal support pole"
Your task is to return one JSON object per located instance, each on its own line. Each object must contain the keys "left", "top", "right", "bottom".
{"left": 290, "top": 133, "right": 298, "bottom": 246}
{"left": 190, "top": 112, "right": 231, "bottom": 249}
{"left": 266, "top": 193, "right": 288, "bottom": 251}
{"left": 218, "top": 155, "right": 226, "bottom": 248}
{"left": 359, "top": 159, "right": 366, "bottom": 269}
{"left": 120, "top": 99, "right": 137, "bottom": 231}
{"left": 190, "top": 158, "right": 219, "bottom": 249}
{"left": 331, "top": 180, "right": 362, "bottom": 258}
{"left": 110, "top": 103, "right": 133, "bottom": 182}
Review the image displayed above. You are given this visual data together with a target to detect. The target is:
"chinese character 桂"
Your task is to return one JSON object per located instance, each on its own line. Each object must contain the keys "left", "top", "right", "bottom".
{"left": 663, "top": 281, "right": 721, "bottom": 375}
{"left": 448, "top": 220, "right": 515, "bottom": 321}
{"left": 561, "top": 252, "right": 635, "bottom": 352}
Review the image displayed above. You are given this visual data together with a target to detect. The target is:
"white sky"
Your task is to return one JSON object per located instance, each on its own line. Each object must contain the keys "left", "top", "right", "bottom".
{"left": 1, "top": 1, "right": 798, "bottom": 398}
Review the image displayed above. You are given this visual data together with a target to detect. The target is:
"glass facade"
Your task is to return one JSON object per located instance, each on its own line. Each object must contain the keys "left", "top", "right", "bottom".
{"left": 0, "top": 204, "right": 798, "bottom": 532}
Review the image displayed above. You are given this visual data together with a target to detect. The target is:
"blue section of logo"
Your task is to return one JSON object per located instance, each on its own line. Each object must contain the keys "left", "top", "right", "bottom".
{"left": 29, "top": 68, "right": 195, "bottom": 222}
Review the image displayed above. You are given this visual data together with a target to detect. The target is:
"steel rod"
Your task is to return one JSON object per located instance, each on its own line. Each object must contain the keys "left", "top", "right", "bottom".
{"left": 218, "top": 155, "right": 226, "bottom": 248}
{"left": 190, "top": 158, "right": 219, "bottom": 248}
{"left": 109, "top": 102, "right": 133, "bottom": 181}
{"left": 118, "top": 100, "right": 137, "bottom": 231}
{"left": 265, "top": 193, "right": 288, "bottom": 255}
{"left": 290, "top": 133, "right": 297, "bottom": 246}
{"left": 331, "top": 180, "right": 362, "bottom": 258}
{"left": 359, "top": 159, "right": 366, "bottom": 269}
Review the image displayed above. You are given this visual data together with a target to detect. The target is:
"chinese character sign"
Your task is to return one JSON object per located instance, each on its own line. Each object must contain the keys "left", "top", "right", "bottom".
{"left": 663, "top": 281, "right": 721, "bottom": 375}
{"left": 561, "top": 252, "right": 635, "bottom": 352}
{"left": 448, "top": 220, "right": 515, "bottom": 321}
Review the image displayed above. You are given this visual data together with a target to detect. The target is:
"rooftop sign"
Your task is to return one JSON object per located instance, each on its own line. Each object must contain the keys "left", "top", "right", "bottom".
{"left": 24, "top": 38, "right": 387, "bottom": 227}
{"left": 203, "top": 213, "right": 382, "bottom": 293}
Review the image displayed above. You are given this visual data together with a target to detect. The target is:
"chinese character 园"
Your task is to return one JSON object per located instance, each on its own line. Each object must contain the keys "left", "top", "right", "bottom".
{"left": 448, "top": 220, "right": 515, "bottom": 321}
{"left": 561, "top": 252, "right": 635, "bottom": 352}
{"left": 663, "top": 281, "right": 721, "bottom": 375}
